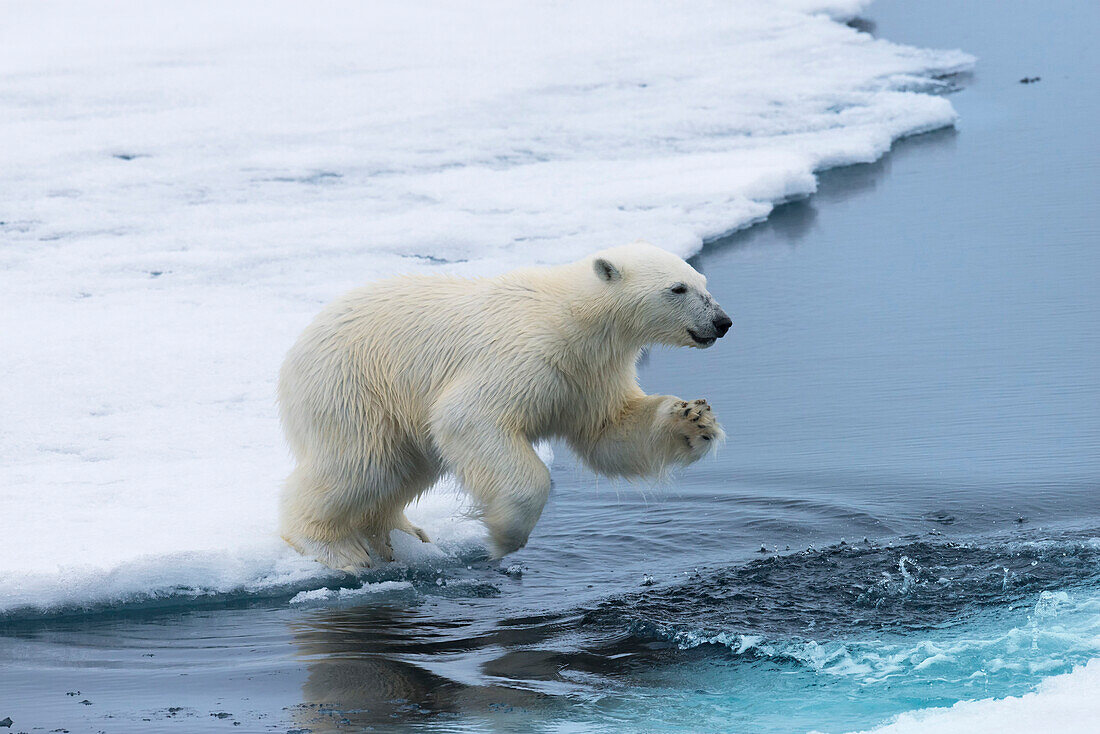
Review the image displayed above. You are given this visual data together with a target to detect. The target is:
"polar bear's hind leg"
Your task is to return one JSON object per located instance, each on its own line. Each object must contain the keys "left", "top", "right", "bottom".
{"left": 279, "top": 459, "right": 425, "bottom": 571}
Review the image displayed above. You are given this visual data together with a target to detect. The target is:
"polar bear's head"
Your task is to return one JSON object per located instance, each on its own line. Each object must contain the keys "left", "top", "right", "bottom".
{"left": 587, "top": 242, "right": 732, "bottom": 349}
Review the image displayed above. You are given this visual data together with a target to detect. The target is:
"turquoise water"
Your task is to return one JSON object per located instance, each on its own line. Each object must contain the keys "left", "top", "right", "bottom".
{"left": 557, "top": 538, "right": 1100, "bottom": 733}
{"left": 2, "top": 0, "right": 1099, "bottom": 731}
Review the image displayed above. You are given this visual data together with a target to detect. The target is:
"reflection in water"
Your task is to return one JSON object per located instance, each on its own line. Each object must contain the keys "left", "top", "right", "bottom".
{"left": 288, "top": 605, "right": 577, "bottom": 731}
{"left": 697, "top": 126, "right": 957, "bottom": 265}
{"left": 287, "top": 596, "right": 692, "bottom": 731}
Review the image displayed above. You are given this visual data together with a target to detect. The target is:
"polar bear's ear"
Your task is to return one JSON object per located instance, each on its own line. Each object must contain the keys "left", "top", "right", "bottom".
{"left": 593, "top": 258, "right": 622, "bottom": 283}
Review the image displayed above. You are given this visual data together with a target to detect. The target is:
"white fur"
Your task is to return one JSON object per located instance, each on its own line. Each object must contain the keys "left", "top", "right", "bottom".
{"left": 278, "top": 242, "right": 727, "bottom": 569}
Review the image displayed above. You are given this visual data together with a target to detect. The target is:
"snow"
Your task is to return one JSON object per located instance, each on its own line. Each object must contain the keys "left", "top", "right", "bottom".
{"left": 0, "top": 0, "right": 972, "bottom": 615}
{"left": 844, "top": 658, "right": 1100, "bottom": 734}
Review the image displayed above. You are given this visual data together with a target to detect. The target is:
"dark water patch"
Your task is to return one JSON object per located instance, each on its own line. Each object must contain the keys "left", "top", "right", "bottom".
{"left": 846, "top": 17, "right": 876, "bottom": 35}
{"left": 587, "top": 532, "right": 1100, "bottom": 643}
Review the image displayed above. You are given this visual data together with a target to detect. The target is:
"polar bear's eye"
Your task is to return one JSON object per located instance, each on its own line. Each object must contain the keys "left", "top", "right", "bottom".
{"left": 669, "top": 283, "right": 688, "bottom": 295}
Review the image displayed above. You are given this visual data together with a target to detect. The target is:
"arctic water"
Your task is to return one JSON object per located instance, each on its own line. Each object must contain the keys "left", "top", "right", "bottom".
{"left": 2, "top": 0, "right": 1099, "bottom": 732}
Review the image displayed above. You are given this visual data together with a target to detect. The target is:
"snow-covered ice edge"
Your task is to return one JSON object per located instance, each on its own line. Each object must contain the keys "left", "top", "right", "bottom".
{"left": 840, "top": 658, "right": 1100, "bottom": 734}
{"left": 1, "top": 0, "right": 973, "bottom": 616}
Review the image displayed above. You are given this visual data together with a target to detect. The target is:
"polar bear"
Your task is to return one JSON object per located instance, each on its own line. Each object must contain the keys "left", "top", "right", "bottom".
{"left": 278, "top": 242, "right": 731, "bottom": 569}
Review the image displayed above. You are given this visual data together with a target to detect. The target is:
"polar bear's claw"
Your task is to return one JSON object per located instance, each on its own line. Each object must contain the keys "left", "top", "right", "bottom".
{"left": 668, "top": 398, "right": 723, "bottom": 457}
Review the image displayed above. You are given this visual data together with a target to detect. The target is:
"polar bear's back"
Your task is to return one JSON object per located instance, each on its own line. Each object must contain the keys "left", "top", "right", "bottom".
{"left": 278, "top": 273, "right": 561, "bottom": 463}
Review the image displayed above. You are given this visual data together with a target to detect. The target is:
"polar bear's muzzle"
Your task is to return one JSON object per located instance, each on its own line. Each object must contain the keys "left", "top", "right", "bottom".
{"left": 687, "top": 309, "right": 732, "bottom": 348}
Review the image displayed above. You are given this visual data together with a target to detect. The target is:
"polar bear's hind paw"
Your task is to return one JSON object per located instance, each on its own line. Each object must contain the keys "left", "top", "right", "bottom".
{"left": 286, "top": 533, "right": 381, "bottom": 572}
{"left": 396, "top": 513, "right": 432, "bottom": 544}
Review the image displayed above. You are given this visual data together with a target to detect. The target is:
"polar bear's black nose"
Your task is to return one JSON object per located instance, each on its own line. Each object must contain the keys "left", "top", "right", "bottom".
{"left": 713, "top": 312, "right": 733, "bottom": 337}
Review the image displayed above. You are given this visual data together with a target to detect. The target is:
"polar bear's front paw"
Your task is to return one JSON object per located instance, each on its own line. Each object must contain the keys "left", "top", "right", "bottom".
{"left": 667, "top": 399, "right": 724, "bottom": 460}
